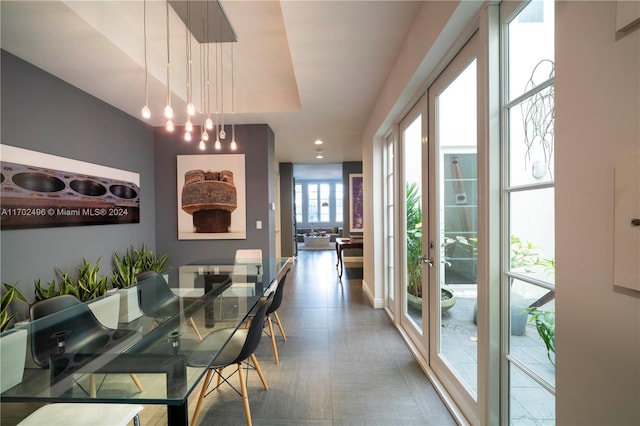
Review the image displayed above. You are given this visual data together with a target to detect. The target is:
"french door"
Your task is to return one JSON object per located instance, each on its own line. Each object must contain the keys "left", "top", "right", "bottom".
{"left": 399, "top": 94, "right": 428, "bottom": 350}
{"left": 427, "top": 31, "right": 481, "bottom": 418}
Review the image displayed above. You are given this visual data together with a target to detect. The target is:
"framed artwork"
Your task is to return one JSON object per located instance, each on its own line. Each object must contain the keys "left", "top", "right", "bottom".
{"left": 0, "top": 144, "right": 140, "bottom": 230}
{"left": 349, "top": 173, "right": 363, "bottom": 232}
{"left": 177, "top": 154, "right": 246, "bottom": 240}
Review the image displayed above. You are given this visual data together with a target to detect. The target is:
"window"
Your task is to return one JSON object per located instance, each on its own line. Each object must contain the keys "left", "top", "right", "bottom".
{"left": 503, "top": 0, "right": 555, "bottom": 423}
{"left": 295, "top": 181, "right": 344, "bottom": 227}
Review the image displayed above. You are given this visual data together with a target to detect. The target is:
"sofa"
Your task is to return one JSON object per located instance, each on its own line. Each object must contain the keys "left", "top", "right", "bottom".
{"left": 296, "top": 227, "right": 343, "bottom": 243}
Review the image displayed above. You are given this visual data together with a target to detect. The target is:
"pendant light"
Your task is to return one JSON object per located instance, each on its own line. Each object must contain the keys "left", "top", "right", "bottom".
{"left": 229, "top": 42, "right": 237, "bottom": 150}
{"left": 141, "top": 0, "right": 151, "bottom": 119}
{"left": 164, "top": 0, "right": 174, "bottom": 131}
{"left": 184, "top": 0, "right": 194, "bottom": 142}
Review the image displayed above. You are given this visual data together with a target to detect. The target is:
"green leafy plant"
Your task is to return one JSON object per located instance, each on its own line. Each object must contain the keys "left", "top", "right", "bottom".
{"left": 34, "top": 258, "right": 111, "bottom": 303}
{"left": 526, "top": 307, "right": 555, "bottom": 367}
{"left": 112, "top": 244, "right": 170, "bottom": 289}
{"left": 132, "top": 244, "right": 170, "bottom": 275}
{"left": 406, "top": 182, "right": 423, "bottom": 298}
{"left": 112, "top": 249, "right": 143, "bottom": 289}
{"left": 0, "top": 284, "right": 27, "bottom": 331}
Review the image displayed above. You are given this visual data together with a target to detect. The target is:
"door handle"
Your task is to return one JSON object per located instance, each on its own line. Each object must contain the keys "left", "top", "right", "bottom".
{"left": 418, "top": 255, "right": 434, "bottom": 267}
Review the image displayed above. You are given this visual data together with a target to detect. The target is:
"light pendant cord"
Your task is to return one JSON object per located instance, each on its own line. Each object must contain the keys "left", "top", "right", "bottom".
{"left": 164, "top": 0, "right": 173, "bottom": 123}
{"left": 141, "top": 0, "right": 150, "bottom": 118}
{"left": 230, "top": 42, "right": 236, "bottom": 150}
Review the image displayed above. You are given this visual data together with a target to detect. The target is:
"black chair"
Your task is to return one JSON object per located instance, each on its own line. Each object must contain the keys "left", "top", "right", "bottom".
{"left": 29, "top": 294, "right": 143, "bottom": 395}
{"left": 135, "top": 270, "right": 180, "bottom": 320}
{"left": 263, "top": 268, "right": 290, "bottom": 364}
{"left": 186, "top": 292, "right": 274, "bottom": 426}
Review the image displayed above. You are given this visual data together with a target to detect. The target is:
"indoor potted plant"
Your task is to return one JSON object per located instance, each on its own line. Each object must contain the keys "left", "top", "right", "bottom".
{"left": 33, "top": 258, "right": 120, "bottom": 328}
{"left": 111, "top": 244, "right": 170, "bottom": 322}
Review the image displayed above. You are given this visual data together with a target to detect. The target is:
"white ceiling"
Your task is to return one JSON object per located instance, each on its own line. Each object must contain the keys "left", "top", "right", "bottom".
{"left": 1, "top": 1, "right": 422, "bottom": 166}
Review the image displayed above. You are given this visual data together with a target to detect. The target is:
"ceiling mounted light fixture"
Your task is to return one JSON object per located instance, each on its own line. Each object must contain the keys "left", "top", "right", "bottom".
{"left": 315, "top": 149, "right": 324, "bottom": 159}
{"left": 314, "top": 139, "right": 323, "bottom": 145}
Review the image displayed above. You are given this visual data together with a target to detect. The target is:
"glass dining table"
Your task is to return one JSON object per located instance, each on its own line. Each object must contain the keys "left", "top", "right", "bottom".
{"left": 0, "top": 256, "right": 292, "bottom": 426}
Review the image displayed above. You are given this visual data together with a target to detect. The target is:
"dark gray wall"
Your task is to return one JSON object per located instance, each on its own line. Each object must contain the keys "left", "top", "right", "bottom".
{"left": 0, "top": 50, "right": 156, "bottom": 305}
{"left": 342, "top": 161, "right": 363, "bottom": 237}
{"left": 279, "top": 162, "right": 294, "bottom": 256}
{"left": 153, "top": 124, "right": 276, "bottom": 274}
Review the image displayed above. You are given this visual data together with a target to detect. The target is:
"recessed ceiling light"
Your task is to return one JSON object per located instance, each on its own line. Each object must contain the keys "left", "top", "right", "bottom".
{"left": 314, "top": 139, "right": 323, "bottom": 145}
{"left": 316, "top": 153, "right": 324, "bottom": 159}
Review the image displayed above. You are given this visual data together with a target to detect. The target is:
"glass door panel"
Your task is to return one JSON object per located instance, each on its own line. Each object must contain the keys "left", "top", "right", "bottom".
{"left": 428, "top": 32, "right": 479, "bottom": 409}
{"left": 400, "top": 95, "right": 427, "bottom": 343}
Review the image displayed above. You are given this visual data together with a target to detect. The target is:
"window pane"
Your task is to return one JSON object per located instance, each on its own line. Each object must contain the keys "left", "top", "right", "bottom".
{"left": 509, "top": 188, "right": 555, "bottom": 285}
{"left": 308, "top": 184, "right": 318, "bottom": 223}
{"left": 508, "top": 89, "right": 554, "bottom": 187}
{"left": 319, "top": 184, "right": 330, "bottom": 222}
{"left": 295, "top": 184, "right": 303, "bottom": 223}
{"left": 336, "top": 184, "right": 343, "bottom": 222}
{"left": 508, "top": 0, "right": 555, "bottom": 101}
{"left": 510, "top": 280, "right": 556, "bottom": 385}
{"left": 510, "top": 364, "right": 555, "bottom": 424}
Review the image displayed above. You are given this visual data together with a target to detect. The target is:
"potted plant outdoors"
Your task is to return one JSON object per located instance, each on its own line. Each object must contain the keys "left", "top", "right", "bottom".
{"left": 510, "top": 236, "right": 555, "bottom": 338}
{"left": 405, "top": 182, "right": 456, "bottom": 312}
{"left": 112, "top": 244, "right": 170, "bottom": 323}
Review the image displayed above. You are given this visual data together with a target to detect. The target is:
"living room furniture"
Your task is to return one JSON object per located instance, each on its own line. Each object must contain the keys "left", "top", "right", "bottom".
{"left": 296, "top": 227, "right": 342, "bottom": 243}
{"left": 335, "top": 237, "right": 364, "bottom": 280}
{"left": 303, "top": 234, "right": 331, "bottom": 247}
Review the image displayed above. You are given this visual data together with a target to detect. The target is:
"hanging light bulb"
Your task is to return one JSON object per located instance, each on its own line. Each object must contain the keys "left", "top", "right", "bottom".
{"left": 141, "top": 0, "right": 151, "bottom": 119}
{"left": 187, "top": 103, "right": 196, "bottom": 116}
{"left": 185, "top": 119, "right": 193, "bottom": 133}
{"left": 229, "top": 43, "right": 237, "bottom": 150}
{"left": 166, "top": 119, "right": 174, "bottom": 132}
{"left": 184, "top": 131, "right": 192, "bottom": 142}
{"left": 219, "top": 127, "right": 226, "bottom": 139}
{"left": 202, "top": 129, "right": 209, "bottom": 141}
{"left": 199, "top": 139, "right": 206, "bottom": 150}
{"left": 214, "top": 136, "right": 221, "bottom": 150}
{"left": 205, "top": 117, "right": 213, "bottom": 130}
{"left": 164, "top": 104, "right": 173, "bottom": 119}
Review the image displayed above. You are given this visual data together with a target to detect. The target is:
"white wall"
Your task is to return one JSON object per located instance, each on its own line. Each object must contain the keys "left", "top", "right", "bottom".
{"left": 555, "top": 2, "right": 640, "bottom": 424}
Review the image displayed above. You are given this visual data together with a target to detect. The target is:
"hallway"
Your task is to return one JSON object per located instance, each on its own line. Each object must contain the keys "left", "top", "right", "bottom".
{"left": 179, "top": 250, "right": 456, "bottom": 425}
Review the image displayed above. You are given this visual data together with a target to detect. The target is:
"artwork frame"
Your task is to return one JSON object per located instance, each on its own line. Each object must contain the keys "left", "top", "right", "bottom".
{"left": 349, "top": 173, "right": 363, "bottom": 232}
{"left": 176, "top": 154, "right": 246, "bottom": 240}
{"left": 0, "top": 144, "right": 140, "bottom": 230}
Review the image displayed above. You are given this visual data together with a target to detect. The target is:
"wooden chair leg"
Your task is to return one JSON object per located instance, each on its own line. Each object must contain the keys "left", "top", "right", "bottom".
{"left": 89, "top": 375, "right": 97, "bottom": 397}
{"left": 237, "top": 362, "right": 252, "bottom": 426}
{"left": 273, "top": 311, "right": 286, "bottom": 341}
{"left": 250, "top": 354, "right": 268, "bottom": 390}
{"left": 129, "top": 374, "right": 144, "bottom": 392}
{"left": 266, "top": 317, "right": 279, "bottom": 364}
{"left": 188, "top": 317, "right": 203, "bottom": 341}
{"left": 191, "top": 368, "right": 214, "bottom": 426}
{"left": 217, "top": 367, "right": 224, "bottom": 387}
